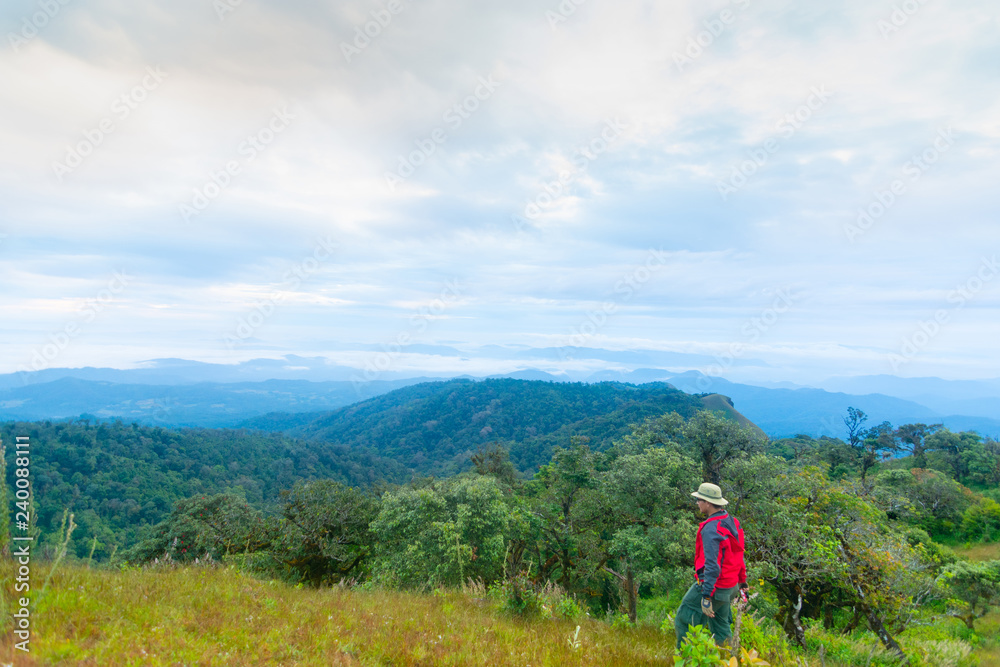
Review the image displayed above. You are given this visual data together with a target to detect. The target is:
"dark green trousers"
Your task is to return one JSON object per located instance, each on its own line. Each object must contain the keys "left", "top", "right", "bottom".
{"left": 674, "top": 582, "right": 738, "bottom": 648}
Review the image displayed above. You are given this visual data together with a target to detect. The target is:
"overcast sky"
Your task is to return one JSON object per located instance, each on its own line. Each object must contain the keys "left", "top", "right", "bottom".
{"left": 1, "top": 0, "right": 997, "bottom": 384}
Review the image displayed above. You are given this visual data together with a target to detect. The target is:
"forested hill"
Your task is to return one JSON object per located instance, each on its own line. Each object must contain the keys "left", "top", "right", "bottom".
{"left": 0, "top": 418, "right": 412, "bottom": 559}
{"left": 241, "top": 378, "right": 711, "bottom": 474}
{"left": 5, "top": 379, "right": 725, "bottom": 560}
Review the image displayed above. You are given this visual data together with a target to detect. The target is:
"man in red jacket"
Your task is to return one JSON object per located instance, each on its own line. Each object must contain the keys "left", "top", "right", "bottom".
{"left": 674, "top": 482, "right": 748, "bottom": 648}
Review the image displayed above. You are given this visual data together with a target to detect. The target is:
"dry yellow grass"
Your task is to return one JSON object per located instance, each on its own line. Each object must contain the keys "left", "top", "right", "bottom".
{"left": 0, "top": 562, "right": 675, "bottom": 666}
{"left": 953, "top": 541, "right": 1000, "bottom": 562}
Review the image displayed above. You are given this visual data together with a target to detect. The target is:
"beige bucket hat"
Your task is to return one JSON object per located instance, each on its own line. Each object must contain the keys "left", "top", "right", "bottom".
{"left": 691, "top": 482, "right": 728, "bottom": 506}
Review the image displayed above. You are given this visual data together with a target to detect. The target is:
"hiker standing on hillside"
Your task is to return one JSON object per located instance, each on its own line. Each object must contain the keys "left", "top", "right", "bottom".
{"left": 674, "top": 482, "right": 748, "bottom": 648}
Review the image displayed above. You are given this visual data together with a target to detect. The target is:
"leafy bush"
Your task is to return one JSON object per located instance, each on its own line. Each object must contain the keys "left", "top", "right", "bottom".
{"left": 271, "top": 480, "right": 378, "bottom": 586}
{"left": 123, "top": 493, "right": 275, "bottom": 565}
{"left": 737, "top": 614, "right": 793, "bottom": 666}
{"left": 939, "top": 560, "right": 1000, "bottom": 630}
{"left": 489, "top": 573, "right": 542, "bottom": 616}
{"left": 961, "top": 499, "right": 1000, "bottom": 542}
{"left": 371, "top": 476, "right": 513, "bottom": 589}
{"left": 873, "top": 469, "right": 973, "bottom": 536}
{"left": 673, "top": 624, "right": 725, "bottom": 667}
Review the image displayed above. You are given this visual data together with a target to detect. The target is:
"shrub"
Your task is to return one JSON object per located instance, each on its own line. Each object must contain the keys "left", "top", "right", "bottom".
{"left": 737, "top": 614, "right": 793, "bottom": 666}
{"left": 371, "top": 476, "right": 512, "bottom": 589}
{"left": 673, "top": 624, "right": 725, "bottom": 667}
{"left": 961, "top": 499, "right": 1000, "bottom": 542}
{"left": 910, "top": 639, "right": 975, "bottom": 667}
{"left": 489, "top": 573, "right": 542, "bottom": 617}
{"left": 123, "top": 494, "right": 275, "bottom": 565}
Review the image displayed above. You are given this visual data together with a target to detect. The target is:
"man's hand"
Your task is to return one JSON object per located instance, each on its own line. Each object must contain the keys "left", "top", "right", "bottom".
{"left": 701, "top": 596, "right": 715, "bottom": 618}
{"left": 739, "top": 583, "right": 750, "bottom": 605}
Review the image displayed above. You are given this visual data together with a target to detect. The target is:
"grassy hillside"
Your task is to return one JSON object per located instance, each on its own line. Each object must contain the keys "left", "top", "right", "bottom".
{"left": 3, "top": 563, "right": 673, "bottom": 666}
{"left": 246, "top": 378, "right": 707, "bottom": 474}
{"left": 5, "top": 562, "right": 994, "bottom": 666}
{"left": 699, "top": 394, "right": 766, "bottom": 437}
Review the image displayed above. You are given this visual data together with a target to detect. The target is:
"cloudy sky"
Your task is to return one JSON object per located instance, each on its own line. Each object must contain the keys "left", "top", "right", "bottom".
{"left": 1, "top": 0, "right": 997, "bottom": 384}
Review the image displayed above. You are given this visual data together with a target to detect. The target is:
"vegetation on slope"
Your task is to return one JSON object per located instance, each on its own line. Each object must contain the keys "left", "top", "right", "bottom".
{"left": 249, "top": 378, "right": 706, "bottom": 474}
{"left": 0, "top": 420, "right": 406, "bottom": 561}
{"left": 7, "top": 382, "right": 1000, "bottom": 666}
{"left": 0, "top": 562, "right": 675, "bottom": 666}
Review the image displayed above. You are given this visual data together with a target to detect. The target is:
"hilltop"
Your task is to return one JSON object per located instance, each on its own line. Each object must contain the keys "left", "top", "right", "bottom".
{"left": 243, "top": 378, "right": 713, "bottom": 474}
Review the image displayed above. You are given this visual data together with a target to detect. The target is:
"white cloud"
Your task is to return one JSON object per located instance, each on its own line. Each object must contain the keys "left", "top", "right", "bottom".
{"left": 1, "top": 0, "right": 997, "bottom": 380}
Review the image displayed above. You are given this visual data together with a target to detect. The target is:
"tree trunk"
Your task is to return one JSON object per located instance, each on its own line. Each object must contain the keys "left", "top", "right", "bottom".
{"left": 836, "top": 538, "right": 908, "bottom": 664}
{"left": 865, "top": 607, "right": 908, "bottom": 665}
{"left": 948, "top": 612, "right": 977, "bottom": 631}
{"left": 842, "top": 607, "right": 861, "bottom": 634}
{"left": 782, "top": 593, "right": 806, "bottom": 648}
{"left": 626, "top": 567, "right": 638, "bottom": 624}
{"left": 601, "top": 564, "right": 638, "bottom": 623}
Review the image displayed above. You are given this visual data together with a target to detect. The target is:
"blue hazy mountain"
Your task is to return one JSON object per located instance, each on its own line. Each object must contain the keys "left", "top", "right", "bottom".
{"left": 0, "top": 377, "right": 431, "bottom": 427}
{"left": 1, "top": 356, "right": 997, "bottom": 438}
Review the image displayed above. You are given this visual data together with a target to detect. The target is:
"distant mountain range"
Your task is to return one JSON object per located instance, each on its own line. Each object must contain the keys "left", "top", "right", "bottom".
{"left": 0, "top": 377, "right": 428, "bottom": 428}
{"left": 0, "top": 356, "right": 996, "bottom": 438}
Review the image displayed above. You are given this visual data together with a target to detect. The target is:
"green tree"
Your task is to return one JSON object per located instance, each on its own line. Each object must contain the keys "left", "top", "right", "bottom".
{"left": 939, "top": 560, "right": 1000, "bottom": 630}
{"left": 124, "top": 493, "right": 275, "bottom": 565}
{"left": 739, "top": 463, "right": 926, "bottom": 661}
{"left": 872, "top": 468, "right": 973, "bottom": 536}
{"left": 961, "top": 437, "right": 1000, "bottom": 488}
{"left": 925, "top": 428, "right": 983, "bottom": 483}
{"left": 598, "top": 446, "right": 699, "bottom": 622}
{"left": 894, "top": 423, "right": 941, "bottom": 469}
{"left": 523, "top": 445, "right": 605, "bottom": 592}
{"left": 370, "top": 475, "right": 512, "bottom": 589}
{"left": 961, "top": 498, "right": 1000, "bottom": 542}
{"left": 681, "top": 411, "right": 767, "bottom": 484}
{"left": 858, "top": 420, "right": 901, "bottom": 485}
{"left": 275, "top": 480, "right": 379, "bottom": 586}
{"left": 471, "top": 442, "right": 520, "bottom": 488}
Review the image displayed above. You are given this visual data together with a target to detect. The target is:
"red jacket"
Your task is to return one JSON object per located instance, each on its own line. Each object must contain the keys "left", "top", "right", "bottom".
{"left": 694, "top": 511, "right": 746, "bottom": 596}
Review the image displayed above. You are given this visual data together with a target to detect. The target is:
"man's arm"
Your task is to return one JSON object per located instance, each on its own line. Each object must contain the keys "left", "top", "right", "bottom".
{"left": 700, "top": 521, "right": 724, "bottom": 598}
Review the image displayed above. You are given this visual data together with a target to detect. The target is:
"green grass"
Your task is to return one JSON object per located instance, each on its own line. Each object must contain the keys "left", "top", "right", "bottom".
{"left": 3, "top": 561, "right": 998, "bottom": 666}
{"left": 0, "top": 562, "right": 676, "bottom": 666}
